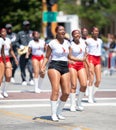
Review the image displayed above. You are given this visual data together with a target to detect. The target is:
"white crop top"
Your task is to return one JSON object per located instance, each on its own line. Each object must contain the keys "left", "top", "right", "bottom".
{"left": 0, "top": 38, "right": 5, "bottom": 56}
{"left": 49, "top": 39, "right": 70, "bottom": 61}
{"left": 86, "top": 37, "right": 103, "bottom": 56}
{"left": 28, "top": 39, "right": 45, "bottom": 56}
{"left": 70, "top": 39, "right": 87, "bottom": 59}
{"left": 4, "top": 37, "right": 11, "bottom": 56}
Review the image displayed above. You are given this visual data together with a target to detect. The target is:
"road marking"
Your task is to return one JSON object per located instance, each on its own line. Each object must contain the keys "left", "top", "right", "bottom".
{"left": 0, "top": 102, "right": 116, "bottom": 108}
{"left": 6, "top": 89, "right": 116, "bottom": 93}
{"left": 7, "top": 90, "right": 52, "bottom": 93}
{"left": 0, "top": 109, "right": 91, "bottom": 130}
{"left": 0, "top": 97, "right": 116, "bottom": 102}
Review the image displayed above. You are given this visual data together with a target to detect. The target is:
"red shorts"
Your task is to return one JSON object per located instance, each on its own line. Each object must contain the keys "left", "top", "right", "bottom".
{"left": 0, "top": 57, "right": 3, "bottom": 63}
{"left": 32, "top": 55, "right": 44, "bottom": 61}
{"left": 5, "top": 56, "right": 10, "bottom": 62}
{"left": 88, "top": 54, "right": 101, "bottom": 66}
{"left": 68, "top": 61, "right": 85, "bottom": 71}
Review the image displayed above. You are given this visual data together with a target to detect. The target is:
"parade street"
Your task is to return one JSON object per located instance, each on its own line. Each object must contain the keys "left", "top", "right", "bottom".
{"left": 0, "top": 68, "right": 116, "bottom": 130}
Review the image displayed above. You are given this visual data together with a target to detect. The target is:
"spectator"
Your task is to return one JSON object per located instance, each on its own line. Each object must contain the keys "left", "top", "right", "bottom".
{"left": 17, "top": 21, "right": 34, "bottom": 86}
{"left": 109, "top": 34, "right": 116, "bottom": 75}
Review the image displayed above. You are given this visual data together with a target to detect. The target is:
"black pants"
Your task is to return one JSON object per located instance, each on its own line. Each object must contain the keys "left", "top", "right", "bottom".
{"left": 19, "top": 54, "right": 33, "bottom": 82}
{"left": 10, "top": 56, "right": 18, "bottom": 77}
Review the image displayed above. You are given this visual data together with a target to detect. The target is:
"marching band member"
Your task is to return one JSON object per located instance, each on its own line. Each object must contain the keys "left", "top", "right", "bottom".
{"left": 26, "top": 31, "right": 46, "bottom": 93}
{"left": 41, "top": 25, "right": 70, "bottom": 121}
{"left": 86, "top": 27, "right": 103, "bottom": 103}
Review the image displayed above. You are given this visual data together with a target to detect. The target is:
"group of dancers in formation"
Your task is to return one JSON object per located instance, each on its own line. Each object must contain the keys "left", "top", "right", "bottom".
{"left": 0, "top": 25, "right": 102, "bottom": 121}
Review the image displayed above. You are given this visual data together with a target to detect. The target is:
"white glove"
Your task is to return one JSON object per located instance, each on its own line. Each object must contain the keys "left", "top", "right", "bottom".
{"left": 20, "top": 45, "right": 25, "bottom": 49}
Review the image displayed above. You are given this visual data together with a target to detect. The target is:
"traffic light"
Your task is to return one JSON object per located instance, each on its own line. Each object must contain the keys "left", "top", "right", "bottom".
{"left": 47, "top": 0, "right": 57, "bottom": 6}
{"left": 46, "top": 0, "right": 58, "bottom": 38}
{"left": 46, "top": 0, "right": 57, "bottom": 11}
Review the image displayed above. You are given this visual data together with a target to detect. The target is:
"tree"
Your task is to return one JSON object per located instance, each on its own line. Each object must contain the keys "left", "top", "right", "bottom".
{"left": 57, "top": 0, "right": 116, "bottom": 34}
{"left": 0, "top": 0, "right": 42, "bottom": 32}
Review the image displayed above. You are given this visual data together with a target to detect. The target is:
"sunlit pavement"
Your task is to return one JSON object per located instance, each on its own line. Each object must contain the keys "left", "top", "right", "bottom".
{"left": 0, "top": 68, "right": 116, "bottom": 130}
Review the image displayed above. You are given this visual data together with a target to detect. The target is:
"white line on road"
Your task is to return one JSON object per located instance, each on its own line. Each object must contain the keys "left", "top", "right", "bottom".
{"left": 0, "top": 98, "right": 116, "bottom": 102}
{"left": 6, "top": 89, "right": 116, "bottom": 93}
{"left": 7, "top": 90, "right": 52, "bottom": 93}
{"left": 0, "top": 102, "right": 116, "bottom": 108}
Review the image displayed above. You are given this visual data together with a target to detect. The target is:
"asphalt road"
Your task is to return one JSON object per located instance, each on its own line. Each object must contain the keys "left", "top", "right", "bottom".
{"left": 0, "top": 68, "right": 116, "bottom": 130}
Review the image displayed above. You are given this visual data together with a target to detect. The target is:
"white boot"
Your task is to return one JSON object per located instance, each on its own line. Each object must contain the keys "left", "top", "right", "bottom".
{"left": 85, "top": 80, "right": 89, "bottom": 96}
{"left": 57, "top": 100, "right": 66, "bottom": 120}
{"left": 93, "top": 86, "right": 98, "bottom": 94}
{"left": 38, "top": 77, "right": 43, "bottom": 92}
{"left": 85, "top": 86, "right": 89, "bottom": 96}
{"left": 51, "top": 101, "right": 59, "bottom": 121}
{"left": 70, "top": 93, "right": 76, "bottom": 112}
{"left": 10, "top": 77, "right": 15, "bottom": 83}
{"left": 77, "top": 92, "right": 84, "bottom": 111}
{"left": 76, "top": 84, "right": 80, "bottom": 96}
{"left": 0, "top": 86, "right": 4, "bottom": 98}
{"left": 2, "top": 81, "right": 9, "bottom": 98}
{"left": 34, "top": 78, "right": 40, "bottom": 93}
{"left": 88, "top": 86, "right": 94, "bottom": 103}
{"left": 93, "top": 86, "right": 98, "bottom": 102}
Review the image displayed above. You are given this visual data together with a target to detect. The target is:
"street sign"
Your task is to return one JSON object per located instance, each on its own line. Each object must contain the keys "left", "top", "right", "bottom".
{"left": 42, "top": 11, "right": 58, "bottom": 22}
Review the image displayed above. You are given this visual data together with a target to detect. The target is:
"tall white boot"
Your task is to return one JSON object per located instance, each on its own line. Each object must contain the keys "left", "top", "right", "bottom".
{"left": 51, "top": 101, "right": 59, "bottom": 121}
{"left": 34, "top": 78, "right": 40, "bottom": 93}
{"left": 2, "top": 81, "right": 9, "bottom": 98}
{"left": 93, "top": 86, "right": 99, "bottom": 102}
{"left": 77, "top": 92, "right": 84, "bottom": 111}
{"left": 38, "top": 77, "right": 43, "bottom": 92}
{"left": 93, "top": 86, "right": 98, "bottom": 95}
{"left": 85, "top": 86, "right": 89, "bottom": 96}
{"left": 70, "top": 93, "right": 76, "bottom": 112}
{"left": 0, "top": 85, "right": 4, "bottom": 98}
{"left": 88, "top": 86, "right": 94, "bottom": 103}
{"left": 57, "top": 100, "right": 66, "bottom": 120}
{"left": 85, "top": 80, "right": 89, "bottom": 96}
{"left": 76, "top": 85, "right": 80, "bottom": 95}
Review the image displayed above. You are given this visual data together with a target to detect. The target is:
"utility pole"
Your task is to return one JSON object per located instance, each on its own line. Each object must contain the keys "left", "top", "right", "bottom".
{"left": 51, "top": 1, "right": 58, "bottom": 37}
{"left": 42, "top": 0, "right": 47, "bottom": 38}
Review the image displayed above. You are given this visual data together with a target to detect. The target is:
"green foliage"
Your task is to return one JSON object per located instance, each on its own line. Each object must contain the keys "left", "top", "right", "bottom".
{"left": 0, "top": 0, "right": 116, "bottom": 33}
{"left": 58, "top": 0, "right": 116, "bottom": 31}
{"left": 0, "top": 0, "right": 42, "bottom": 32}
{"left": 101, "top": 36, "right": 108, "bottom": 43}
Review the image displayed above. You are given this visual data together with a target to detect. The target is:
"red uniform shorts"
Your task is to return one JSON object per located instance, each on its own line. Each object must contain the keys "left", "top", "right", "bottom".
{"left": 68, "top": 61, "right": 85, "bottom": 71}
{"left": 88, "top": 54, "right": 101, "bottom": 66}
{"left": 5, "top": 56, "right": 10, "bottom": 62}
{"left": 0, "top": 57, "right": 3, "bottom": 63}
{"left": 32, "top": 55, "right": 44, "bottom": 61}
